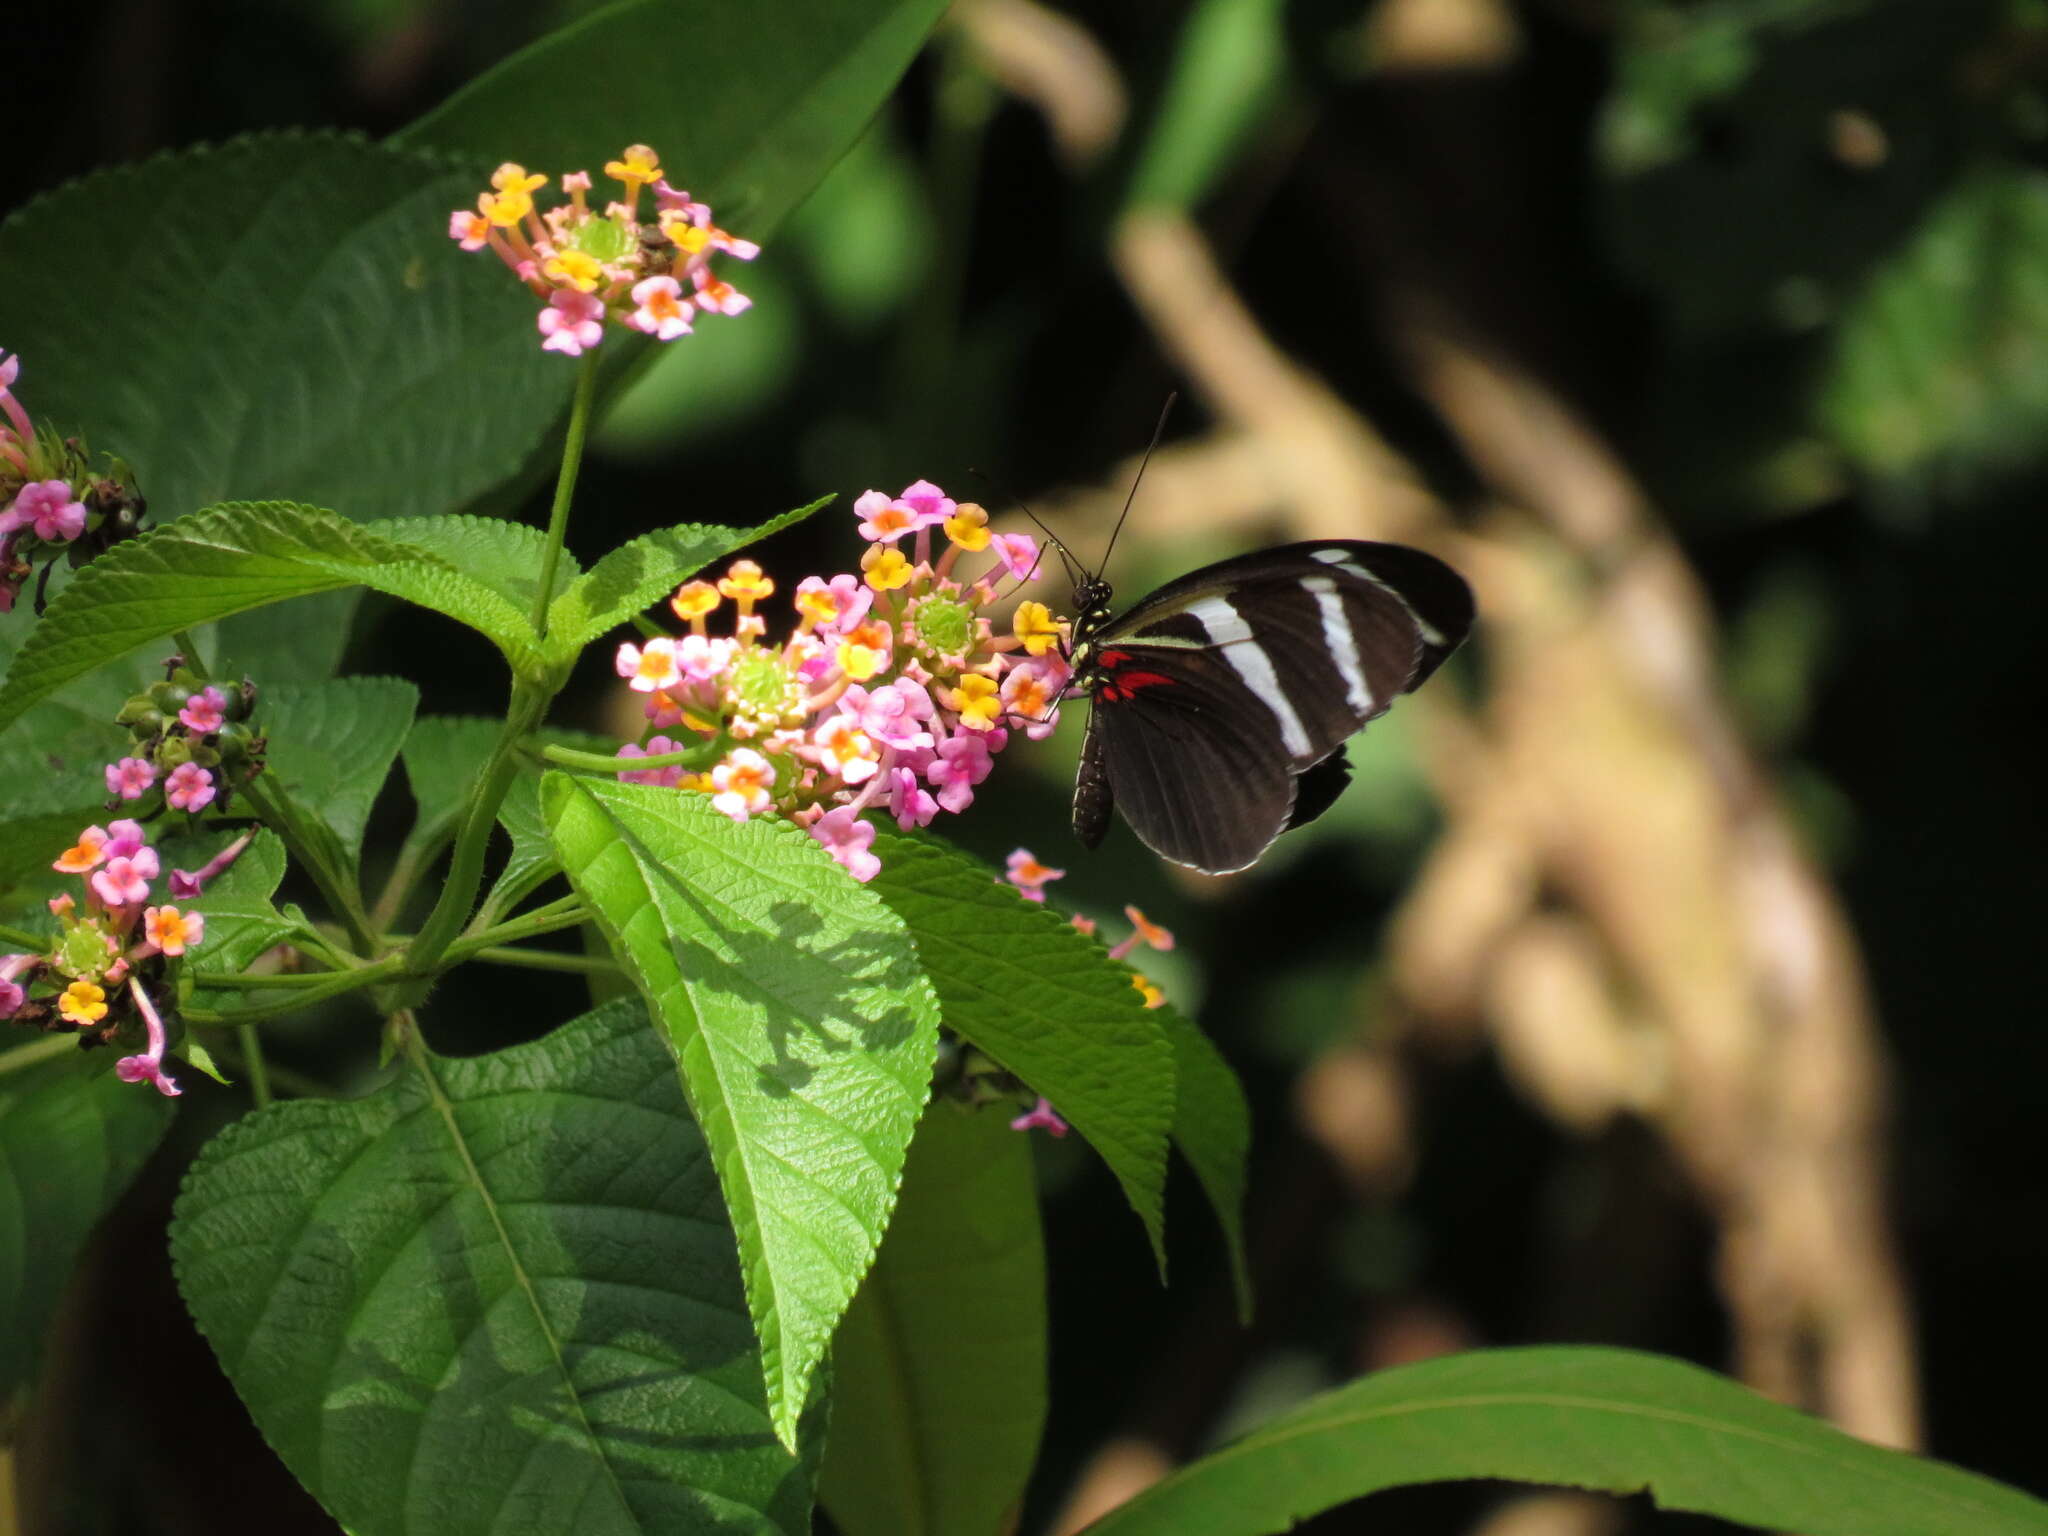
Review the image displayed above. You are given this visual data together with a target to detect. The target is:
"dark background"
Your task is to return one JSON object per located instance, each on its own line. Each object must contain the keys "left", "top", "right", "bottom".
{"left": 8, "top": 0, "right": 2046, "bottom": 1531}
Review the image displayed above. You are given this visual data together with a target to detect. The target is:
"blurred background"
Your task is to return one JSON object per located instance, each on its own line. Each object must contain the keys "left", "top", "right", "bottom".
{"left": 10, "top": 0, "right": 2048, "bottom": 1531}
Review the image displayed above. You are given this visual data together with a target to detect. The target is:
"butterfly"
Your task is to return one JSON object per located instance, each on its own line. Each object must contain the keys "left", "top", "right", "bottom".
{"left": 1036, "top": 412, "right": 1475, "bottom": 874}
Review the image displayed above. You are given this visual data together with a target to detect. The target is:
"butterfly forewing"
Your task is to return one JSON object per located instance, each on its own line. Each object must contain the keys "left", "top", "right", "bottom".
{"left": 1070, "top": 539, "right": 1473, "bottom": 873}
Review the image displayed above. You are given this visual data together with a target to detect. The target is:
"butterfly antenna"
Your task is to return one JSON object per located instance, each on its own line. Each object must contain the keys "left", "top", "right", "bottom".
{"left": 966, "top": 465, "right": 1081, "bottom": 588}
{"left": 1099, "top": 392, "right": 1177, "bottom": 575}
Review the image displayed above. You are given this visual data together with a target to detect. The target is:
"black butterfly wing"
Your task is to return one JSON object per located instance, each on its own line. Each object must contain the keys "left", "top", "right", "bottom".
{"left": 1072, "top": 540, "right": 1472, "bottom": 873}
{"left": 1076, "top": 646, "right": 1305, "bottom": 873}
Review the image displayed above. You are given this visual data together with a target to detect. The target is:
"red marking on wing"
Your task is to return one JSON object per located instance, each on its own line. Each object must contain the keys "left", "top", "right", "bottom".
{"left": 1115, "top": 670, "right": 1176, "bottom": 692}
{"left": 1099, "top": 649, "right": 1132, "bottom": 667}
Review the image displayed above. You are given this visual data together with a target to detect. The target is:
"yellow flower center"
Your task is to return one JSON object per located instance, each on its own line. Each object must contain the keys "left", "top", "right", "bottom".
{"left": 952, "top": 674, "right": 1002, "bottom": 730}
{"left": 59, "top": 979, "right": 108, "bottom": 1026}
{"left": 862, "top": 546, "right": 912, "bottom": 592}
{"left": 542, "top": 249, "right": 605, "bottom": 293}
{"left": 718, "top": 560, "right": 775, "bottom": 606}
{"left": 1012, "top": 601, "right": 1065, "bottom": 657}
{"left": 670, "top": 580, "right": 720, "bottom": 622}
{"left": 943, "top": 503, "right": 991, "bottom": 551}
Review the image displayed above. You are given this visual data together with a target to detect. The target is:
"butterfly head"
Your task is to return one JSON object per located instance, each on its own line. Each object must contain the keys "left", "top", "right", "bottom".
{"left": 1070, "top": 575, "right": 1116, "bottom": 648}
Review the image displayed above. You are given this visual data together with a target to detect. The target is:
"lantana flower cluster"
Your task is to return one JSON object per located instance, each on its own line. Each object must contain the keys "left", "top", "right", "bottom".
{"left": 449, "top": 145, "right": 758, "bottom": 356}
{"left": 0, "top": 349, "right": 147, "bottom": 615}
{"left": 104, "top": 660, "right": 262, "bottom": 816}
{"left": 614, "top": 480, "right": 1072, "bottom": 881}
{"left": 0, "top": 820, "right": 228, "bottom": 1097}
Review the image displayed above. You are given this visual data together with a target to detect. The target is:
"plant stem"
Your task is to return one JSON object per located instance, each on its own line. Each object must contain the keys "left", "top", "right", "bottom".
{"left": 465, "top": 946, "right": 618, "bottom": 976}
{"left": 237, "top": 1023, "right": 273, "bottom": 1107}
{"left": 183, "top": 951, "right": 411, "bottom": 1027}
{"left": 535, "top": 739, "right": 721, "bottom": 775}
{"left": 0, "top": 923, "right": 44, "bottom": 950}
{"left": 400, "top": 683, "right": 548, "bottom": 982}
{"left": 530, "top": 350, "right": 599, "bottom": 641}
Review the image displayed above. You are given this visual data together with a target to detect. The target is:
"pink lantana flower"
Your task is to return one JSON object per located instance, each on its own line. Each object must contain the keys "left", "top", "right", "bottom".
{"left": 2, "top": 479, "right": 87, "bottom": 542}
{"left": 811, "top": 714, "right": 881, "bottom": 786}
{"left": 841, "top": 680, "right": 935, "bottom": 754}
{"left": 1001, "top": 654, "right": 1069, "bottom": 740}
{"left": 1004, "top": 848, "right": 1066, "bottom": 903}
{"left": 690, "top": 270, "right": 751, "bottom": 316}
{"left": 793, "top": 574, "right": 872, "bottom": 634}
{"left": 987, "top": 532, "right": 1043, "bottom": 583}
{"left": 853, "top": 491, "right": 921, "bottom": 544}
{"left": 896, "top": 479, "right": 956, "bottom": 529}
{"left": 1010, "top": 1097, "right": 1070, "bottom": 1137}
{"left": 629, "top": 275, "right": 695, "bottom": 340}
{"left": 178, "top": 686, "right": 227, "bottom": 733}
{"left": 710, "top": 749, "right": 776, "bottom": 821}
{"left": 538, "top": 289, "right": 607, "bottom": 355}
{"left": 170, "top": 831, "right": 251, "bottom": 899}
{"left": 91, "top": 845, "right": 159, "bottom": 908}
{"left": 617, "top": 637, "right": 684, "bottom": 692}
{"left": 926, "top": 732, "right": 994, "bottom": 814}
{"left": 1106, "top": 905, "right": 1176, "bottom": 962}
{"left": 674, "top": 633, "right": 736, "bottom": 682}
{"left": 810, "top": 806, "right": 881, "bottom": 882}
{"left": 114, "top": 979, "right": 181, "bottom": 1098}
{"left": 105, "top": 757, "right": 156, "bottom": 800}
{"left": 887, "top": 764, "right": 939, "bottom": 830}
{"left": 163, "top": 761, "right": 217, "bottom": 812}
{"left": 0, "top": 953, "right": 32, "bottom": 1018}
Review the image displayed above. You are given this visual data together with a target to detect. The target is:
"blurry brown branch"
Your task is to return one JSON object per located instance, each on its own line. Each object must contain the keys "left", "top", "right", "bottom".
{"left": 950, "top": 0, "right": 1126, "bottom": 169}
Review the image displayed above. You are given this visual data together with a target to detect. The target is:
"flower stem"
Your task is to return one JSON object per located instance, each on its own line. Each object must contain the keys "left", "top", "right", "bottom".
{"left": 530, "top": 350, "right": 600, "bottom": 641}
{"left": 464, "top": 945, "right": 618, "bottom": 976}
{"left": 400, "top": 680, "right": 549, "bottom": 984}
{"left": 237, "top": 1023, "right": 273, "bottom": 1108}
{"left": 534, "top": 738, "right": 722, "bottom": 775}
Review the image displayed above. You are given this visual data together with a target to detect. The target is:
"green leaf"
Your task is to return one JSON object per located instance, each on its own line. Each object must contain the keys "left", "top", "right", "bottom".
{"left": 543, "top": 497, "right": 833, "bottom": 658}
{"left": 171, "top": 998, "right": 823, "bottom": 1536}
{"left": 541, "top": 776, "right": 940, "bottom": 1451}
{"left": 1820, "top": 164, "right": 2048, "bottom": 488}
{"left": 0, "top": 134, "right": 570, "bottom": 527}
{"left": 818, "top": 1101, "right": 1047, "bottom": 1536}
{"left": 176, "top": 829, "right": 294, "bottom": 983}
{"left": 396, "top": 0, "right": 953, "bottom": 240}
{"left": 1594, "top": 2, "right": 1983, "bottom": 348}
{"left": 0, "top": 711, "right": 125, "bottom": 894}
{"left": 0, "top": 1052, "right": 174, "bottom": 1399}
{"left": 1158, "top": 1009, "right": 1252, "bottom": 1321}
{"left": 399, "top": 715, "right": 505, "bottom": 860}
{"left": 867, "top": 833, "right": 1174, "bottom": 1270}
{"left": 1125, "top": 0, "right": 1293, "bottom": 214}
{"left": 1078, "top": 1346, "right": 2048, "bottom": 1536}
{"left": 0, "top": 501, "right": 548, "bottom": 726}
{"left": 0, "top": 631, "right": 159, "bottom": 894}
{"left": 383, "top": 514, "right": 564, "bottom": 625}
{"left": 262, "top": 677, "right": 418, "bottom": 866}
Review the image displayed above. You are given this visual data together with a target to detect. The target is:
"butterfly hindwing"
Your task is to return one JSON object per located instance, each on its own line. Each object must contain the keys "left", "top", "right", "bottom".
{"left": 1069, "top": 539, "right": 1473, "bottom": 873}
{"left": 1083, "top": 645, "right": 1304, "bottom": 873}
